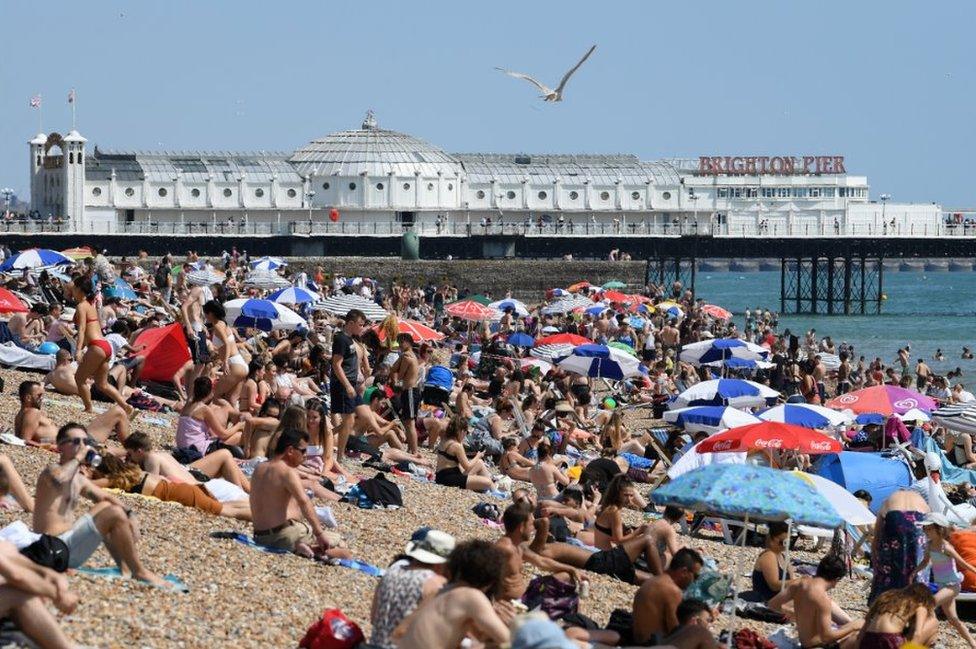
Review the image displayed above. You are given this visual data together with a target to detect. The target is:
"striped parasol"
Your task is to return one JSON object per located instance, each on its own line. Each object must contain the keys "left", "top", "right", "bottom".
{"left": 316, "top": 293, "right": 389, "bottom": 322}
{"left": 530, "top": 343, "right": 575, "bottom": 363}
{"left": 932, "top": 403, "right": 976, "bottom": 436}
{"left": 186, "top": 268, "right": 226, "bottom": 286}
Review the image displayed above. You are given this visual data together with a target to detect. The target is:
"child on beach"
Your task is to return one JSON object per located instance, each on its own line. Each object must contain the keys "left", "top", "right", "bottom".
{"left": 911, "top": 512, "right": 976, "bottom": 648}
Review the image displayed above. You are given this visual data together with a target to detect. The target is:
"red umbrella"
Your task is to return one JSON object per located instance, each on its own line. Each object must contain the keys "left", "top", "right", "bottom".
{"left": 373, "top": 319, "right": 445, "bottom": 343}
{"left": 567, "top": 281, "right": 591, "bottom": 293}
{"left": 534, "top": 333, "right": 590, "bottom": 347}
{"left": 445, "top": 299, "right": 496, "bottom": 321}
{"left": 0, "top": 288, "right": 27, "bottom": 314}
{"left": 696, "top": 421, "right": 842, "bottom": 455}
{"left": 702, "top": 304, "right": 732, "bottom": 320}
{"left": 602, "top": 290, "right": 630, "bottom": 303}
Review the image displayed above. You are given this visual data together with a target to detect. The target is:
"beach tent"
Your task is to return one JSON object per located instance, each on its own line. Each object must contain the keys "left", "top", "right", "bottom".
{"left": 814, "top": 452, "right": 913, "bottom": 513}
{"left": 134, "top": 323, "right": 191, "bottom": 383}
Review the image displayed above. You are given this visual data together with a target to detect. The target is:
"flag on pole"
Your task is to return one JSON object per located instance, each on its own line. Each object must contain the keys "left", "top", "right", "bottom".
{"left": 29, "top": 95, "right": 41, "bottom": 109}
{"left": 67, "top": 89, "right": 75, "bottom": 104}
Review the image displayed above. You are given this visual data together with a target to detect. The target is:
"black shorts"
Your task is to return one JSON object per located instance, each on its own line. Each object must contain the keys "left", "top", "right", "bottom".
{"left": 189, "top": 330, "right": 210, "bottom": 364}
{"left": 330, "top": 383, "right": 363, "bottom": 415}
{"left": 435, "top": 467, "right": 467, "bottom": 489}
{"left": 394, "top": 387, "right": 421, "bottom": 420}
{"left": 583, "top": 546, "right": 636, "bottom": 584}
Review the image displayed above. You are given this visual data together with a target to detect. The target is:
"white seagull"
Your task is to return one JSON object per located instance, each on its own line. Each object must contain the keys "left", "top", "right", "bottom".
{"left": 496, "top": 45, "right": 597, "bottom": 102}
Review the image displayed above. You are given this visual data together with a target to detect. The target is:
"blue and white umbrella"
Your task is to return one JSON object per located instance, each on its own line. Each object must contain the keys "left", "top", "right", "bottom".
{"left": 268, "top": 286, "right": 320, "bottom": 305}
{"left": 222, "top": 298, "right": 306, "bottom": 332}
{"left": 663, "top": 406, "right": 762, "bottom": 435}
{"left": 550, "top": 288, "right": 570, "bottom": 298}
{"left": 628, "top": 316, "right": 647, "bottom": 329}
{"left": 531, "top": 343, "right": 575, "bottom": 362}
{"left": 680, "top": 338, "right": 770, "bottom": 366}
{"left": 0, "top": 248, "right": 73, "bottom": 272}
{"left": 103, "top": 278, "right": 138, "bottom": 301}
{"left": 507, "top": 332, "right": 535, "bottom": 347}
{"left": 584, "top": 305, "right": 609, "bottom": 318}
{"left": 489, "top": 299, "right": 529, "bottom": 317}
{"left": 555, "top": 344, "right": 642, "bottom": 380}
{"left": 671, "top": 379, "right": 781, "bottom": 410}
{"left": 706, "top": 357, "right": 775, "bottom": 371}
{"left": 541, "top": 296, "right": 592, "bottom": 315}
{"left": 758, "top": 404, "right": 853, "bottom": 429}
{"left": 664, "top": 305, "right": 684, "bottom": 318}
{"left": 250, "top": 256, "right": 287, "bottom": 271}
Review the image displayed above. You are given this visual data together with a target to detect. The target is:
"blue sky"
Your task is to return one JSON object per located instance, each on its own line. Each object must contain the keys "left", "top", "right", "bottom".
{"left": 1, "top": 1, "right": 973, "bottom": 206}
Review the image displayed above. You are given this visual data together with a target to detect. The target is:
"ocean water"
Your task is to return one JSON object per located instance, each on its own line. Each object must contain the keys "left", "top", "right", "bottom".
{"left": 696, "top": 271, "right": 976, "bottom": 375}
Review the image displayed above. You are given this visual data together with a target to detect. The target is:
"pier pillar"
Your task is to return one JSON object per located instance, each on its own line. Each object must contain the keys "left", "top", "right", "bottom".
{"left": 645, "top": 257, "right": 696, "bottom": 297}
{"left": 780, "top": 256, "right": 882, "bottom": 315}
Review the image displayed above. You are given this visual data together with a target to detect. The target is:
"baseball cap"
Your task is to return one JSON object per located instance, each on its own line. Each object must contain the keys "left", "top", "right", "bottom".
{"left": 924, "top": 452, "right": 942, "bottom": 473}
{"left": 404, "top": 528, "right": 455, "bottom": 565}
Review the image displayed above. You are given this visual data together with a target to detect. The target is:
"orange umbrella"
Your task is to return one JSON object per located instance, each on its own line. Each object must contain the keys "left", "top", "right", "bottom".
{"left": 602, "top": 290, "right": 630, "bottom": 303}
{"left": 701, "top": 304, "right": 733, "bottom": 320}
{"left": 373, "top": 319, "right": 445, "bottom": 343}
{"left": 567, "top": 281, "right": 591, "bottom": 293}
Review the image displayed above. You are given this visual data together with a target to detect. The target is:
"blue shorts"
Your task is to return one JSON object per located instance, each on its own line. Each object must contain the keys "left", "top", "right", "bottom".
{"left": 330, "top": 383, "right": 363, "bottom": 415}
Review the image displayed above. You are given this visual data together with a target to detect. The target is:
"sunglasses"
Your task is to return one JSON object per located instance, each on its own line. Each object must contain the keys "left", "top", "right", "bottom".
{"left": 291, "top": 445, "right": 308, "bottom": 456}
{"left": 60, "top": 438, "right": 87, "bottom": 447}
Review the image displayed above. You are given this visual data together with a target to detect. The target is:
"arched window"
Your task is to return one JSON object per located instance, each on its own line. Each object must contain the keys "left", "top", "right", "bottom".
{"left": 69, "top": 152, "right": 74, "bottom": 164}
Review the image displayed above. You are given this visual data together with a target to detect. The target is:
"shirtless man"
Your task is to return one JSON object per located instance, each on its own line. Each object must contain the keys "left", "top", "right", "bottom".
{"left": 660, "top": 319, "right": 680, "bottom": 351}
{"left": 15, "top": 380, "right": 131, "bottom": 445}
{"left": 249, "top": 428, "right": 349, "bottom": 558}
{"left": 836, "top": 352, "right": 852, "bottom": 395}
{"left": 916, "top": 358, "right": 932, "bottom": 391}
{"left": 122, "top": 432, "right": 249, "bottom": 493}
{"left": 395, "top": 539, "right": 510, "bottom": 649}
{"left": 529, "top": 443, "right": 571, "bottom": 500}
{"left": 181, "top": 279, "right": 214, "bottom": 385}
{"left": 631, "top": 548, "right": 717, "bottom": 648}
{"left": 648, "top": 506, "right": 686, "bottom": 567}
{"left": 33, "top": 422, "right": 165, "bottom": 587}
{"left": 496, "top": 502, "right": 581, "bottom": 600}
{"left": 46, "top": 349, "right": 127, "bottom": 398}
{"left": 390, "top": 333, "right": 421, "bottom": 454}
{"left": 768, "top": 554, "right": 863, "bottom": 649}
{"left": 0, "top": 541, "right": 79, "bottom": 649}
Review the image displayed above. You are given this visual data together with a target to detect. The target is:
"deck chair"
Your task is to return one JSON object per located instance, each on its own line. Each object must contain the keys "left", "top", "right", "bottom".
{"left": 509, "top": 397, "right": 530, "bottom": 437}
{"left": 645, "top": 427, "right": 676, "bottom": 489}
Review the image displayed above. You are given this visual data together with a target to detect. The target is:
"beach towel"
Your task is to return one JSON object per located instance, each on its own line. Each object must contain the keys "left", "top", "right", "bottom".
{"left": 921, "top": 436, "right": 976, "bottom": 485}
{"left": 210, "top": 532, "right": 384, "bottom": 577}
{"left": 75, "top": 566, "right": 188, "bottom": 593}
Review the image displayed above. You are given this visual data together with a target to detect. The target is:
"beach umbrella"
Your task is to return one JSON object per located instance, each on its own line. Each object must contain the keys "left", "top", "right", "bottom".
{"left": 555, "top": 344, "right": 642, "bottom": 380}
{"left": 541, "top": 296, "right": 592, "bottom": 315}
{"left": 521, "top": 357, "right": 553, "bottom": 376}
{"left": 222, "top": 298, "right": 306, "bottom": 332}
{"left": 897, "top": 408, "right": 931, "bottom": 423}
{"left": 446, "top": 299, "right": 497, "bottom": 321}
{"left": 250, "top": 256, "right": 287, "bottom": 271}
{"left": 679, "top": 338, "right": 769, "bottom": 366}
{"left": 244, "top": 271, "right": 291, "bottom": 289}
{"left": 601, "top": 280, "right": 626, "bottom": 289}
{"left": 758, "top": 403, "right": 853, "bottom": 429}
{"left": 124, "top": 266, "right": 147, "bottom": 279}
{"left": 316, "top": 293, "right": 389, "bottom": 321}
{"left": 932, "top": 403, "right": 976, "bottom": 436}
{"left": 825, "top": 385, "right": 937, "bottom": 416}
{"left": 268, "top": 286, "right": 320, "bottom": 305}
{"left": 507, "top": 332, "right": 535, "bottom": 347}
{"left": 854, "top": 413, "right": 885, "bottom": 426}
{"left": 567, "top": 281, "right": 591, "bottom": 293}
{"left": 671, "top": 379, "right": 781, "bottom": 409}
{"left": 547, "top": 288, "right": 570, "bottom": 299}
{"left": 103, "top": 278, "right": 138, "bottom": 301}
{"left": 601, "top": 290, "right": 630, "bottom": 303}
{"left": 0, "top": 248, "right": 73, "bottom": 272}
{"left": 534, "top": 333, "right": 590, "bottom": 347}
{"left": 608, "top": 341, "right": 637, "bottom": 356}
{"left": 705, "top": 357, "right": 774, "bottom": 372}
{"left": 663, "top": 406, "right": 762, "bottom": 435}
{"left": 628, "top": 316, "right": 647, "bottom": 329}
{"left": 530, "top": 343, "right": 576, "bottom": 363}
{"left": 489, "top": 298, "right": 529, "bottom": 317}
{"left": 373, "top": 319, "right": 444, "bottom": 343}
{"left": 696, "top": 421, "right": 843, "bottom": 455}
{"left": 701, "top": 304, "right": 733, "bottom": 320}
{"left": 667, "top": 442, "right": 748, "bottom": 480}
{"left": 466, "top": 294, "right": 492, "bottom": 306}
{"left": 186, "top": 268, "right": 225, "bottom": 286}
{"left": 789, "top": 471, "right": 875, "bottom": 528}
{"left": 60, "top": 246, "right": 95, "bottom": 261}
{"left": 583, "top": 305, "right": 609, "bottom": 318}
{"left": 0, "top": 288, "right": 28, "bottom": 314}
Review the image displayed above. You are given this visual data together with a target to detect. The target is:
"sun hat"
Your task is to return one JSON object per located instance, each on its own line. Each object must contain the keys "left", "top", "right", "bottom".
{"left": 919, "top": 512, "right": 952, "bottom": 529}
{"left": 404, "top": 528, "right": 455, "bottom": 565}
{"left": 924, "top": 452, "right": 942, "bottom": 473}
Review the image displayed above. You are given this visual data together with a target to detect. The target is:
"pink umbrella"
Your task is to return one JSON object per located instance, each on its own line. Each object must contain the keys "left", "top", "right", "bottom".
{"left": 702, "top": 304, "right": 732, "bottom": 320}
{"left": 445, "top": 299, "right": 496, "bottom": 321}
{"left": 825, "top": 385, "right": 937, "bottom": 416}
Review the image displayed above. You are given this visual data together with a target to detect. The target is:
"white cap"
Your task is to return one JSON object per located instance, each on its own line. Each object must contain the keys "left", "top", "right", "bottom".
{"left": 404, "top": 529, "right": 455, "bottom": 565}
{"left": 924, "top": 452, "right": 942, "bottom": 473}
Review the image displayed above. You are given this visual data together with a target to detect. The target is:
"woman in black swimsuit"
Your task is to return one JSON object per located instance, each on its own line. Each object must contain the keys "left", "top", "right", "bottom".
{"left": 433, "top": 419, "right": 493, "bottom": 492}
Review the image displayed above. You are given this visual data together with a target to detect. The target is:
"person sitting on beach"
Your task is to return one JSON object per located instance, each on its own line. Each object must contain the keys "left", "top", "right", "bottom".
{"left": 368, "top": 528, "right": 454, "bottom": 649}
{"left": 499, "top": 437, "right": 534, "bottom": 482}
{"left": 856, "top": 583, "right": 939, "bottom": 649}
{"left": 32, "top": 422, "right": 166, "bottom": 587}
{"left": 768, "top": 554, "right": 863, "bottom": 649}
{"left": 751, "top": 521, "right": 793, "bottom": 602}
{"left": 249, "top": 428, "right": 349, "bottom": 558}
{"left": 14, "top": 380, "right": 131, "bottom": 445}
{"left": 648, "top": 505, "right": 687, "bottom": 568}
{"left": 122, "top": 432, "right": 250, "bottom": 493}
{"left": 629, "top": 548, "right": 717, "bottom": 648}
{"left": 394, "top": 539, "right": 510, "bottom": 649}
{"left": 46, "top": 349, "right": 125, "bottom": 399}
{"left": 0, "top": 454, "right": 35, "bottom": 512}
{"left": 496, "top": 502, "right": 583, "bottom": 600}
{"left": 590, "top": 475, "right": 663, "bottom": 577}
{"left": 0, "top": 540, "right": 79, "bottom": 649}
{"left": 528, "top": 442, "right": 571, "bottom": 500}
{"left": 91, "top": 454, "right": 251, "bottom": 520}
{"left": 433, "top": 419, "right": 493, "bottom": 492}
{"left": 176, "top": 377, "right": 245, "bottom": 458}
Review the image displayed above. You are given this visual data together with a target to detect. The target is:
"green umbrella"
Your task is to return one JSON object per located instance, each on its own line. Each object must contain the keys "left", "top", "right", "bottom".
{"left": 608, "top": 341, "right": 637, "bottom": 356}
{"left": 602, "top": 280, "right": 626, "bottom": 289}
{"left": 466, "top": 294, "right": 492, "bottom": 306}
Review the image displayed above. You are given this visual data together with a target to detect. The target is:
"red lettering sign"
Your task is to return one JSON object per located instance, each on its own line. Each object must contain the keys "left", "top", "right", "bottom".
{"left": 697, "top": 155, "right": 845, "bottom": 175}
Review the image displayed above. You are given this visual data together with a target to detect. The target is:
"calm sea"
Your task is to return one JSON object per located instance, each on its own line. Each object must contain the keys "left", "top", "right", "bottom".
{"left": 696, "top": 271, "right": 976, "bottom": 375}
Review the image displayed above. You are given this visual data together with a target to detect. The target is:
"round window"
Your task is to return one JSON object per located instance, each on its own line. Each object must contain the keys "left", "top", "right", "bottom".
{"left": 92, "top": 187, "right": 102, "bottom": 197}
{"left": 447, "top": 183, "right": 454, "bottom": 191}
{"left": 476, "top": 190, "right": 486, "bottom": 199}
{"left": 662, "top": 191, "right": 671, "bottom": 200}
{"left": 124, "top": 187, "right": 134, "bottom": 197}
{"left": 403, "top": 183, "right": 411, "bottom": 190}
{"left": 322, "top": 182, "right": 330, "bottom": 190}
{"left": 506, "top": 191, "right": 516, "bottom": 199}
{"left": 600, "top": 191, "right": 610, "bottom": 201}
{"left": 569, "top": 191, "right": 579, "bottom": 200}
{"left": 191, "top": 188, "right": 201, "bottom": 198}
{"left": 287, "top": 189, "right": 297, "bottom": 198}
{"left": 348, "top": 182, "right": 357, "bottom": 191}
{"left": 255, "top": 188, "right": 265, "bottom": 197}
{"left": 427, "top": 183, "right": 434, "bottom": 191}
{"left": 223, "top": 188, "right": 232, "bottom": 197}
{"left": 538, "top": 191, "right": 548, "bottom": 200}
{"left": 158, "top": 188, "right": 168, "bottom": 197}
{"left": 376, "top": 183, "right": 385, "bottom": 190}
{"left": 631, "top": 191, "right": 640, "bottom": 200}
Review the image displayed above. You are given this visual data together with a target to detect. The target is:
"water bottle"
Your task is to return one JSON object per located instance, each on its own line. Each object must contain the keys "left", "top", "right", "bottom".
{"left": 84, "top": 449, "right": 102, "bottom": 468}
{"left": 578, "top": 578, "right": 590, "bottom": 599}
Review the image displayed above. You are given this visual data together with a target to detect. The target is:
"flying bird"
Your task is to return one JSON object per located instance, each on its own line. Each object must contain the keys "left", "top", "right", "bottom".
{"left": 496, "top": 45, "right": 596, "bottom": 102}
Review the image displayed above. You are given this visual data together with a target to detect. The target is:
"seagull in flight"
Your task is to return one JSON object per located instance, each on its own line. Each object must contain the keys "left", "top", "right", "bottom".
{"left": 496, "top": 45, "right": 596, "bottom": 102}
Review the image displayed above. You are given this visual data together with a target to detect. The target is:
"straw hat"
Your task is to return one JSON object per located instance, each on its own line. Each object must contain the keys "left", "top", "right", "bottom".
{"left": 404, "top": 528, "right": 455, "bottom": 565}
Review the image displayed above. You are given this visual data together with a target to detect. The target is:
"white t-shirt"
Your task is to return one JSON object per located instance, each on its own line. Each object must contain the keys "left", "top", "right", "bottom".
{"left": 105, "top": 333, "right": 128, "bottom": 357}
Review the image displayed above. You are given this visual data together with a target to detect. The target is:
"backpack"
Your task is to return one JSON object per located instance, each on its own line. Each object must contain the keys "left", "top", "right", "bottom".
{"left": 299, "top": 609, "right": 364, "bottom": 649}
{"left": 521, "top": 575, "right": 579, "bottom": 621}
{"left": 357, "top": 473, "right": 403, "bottom": 508}
{"left": 20, "top": 535, "right": 70, "bottom": 572}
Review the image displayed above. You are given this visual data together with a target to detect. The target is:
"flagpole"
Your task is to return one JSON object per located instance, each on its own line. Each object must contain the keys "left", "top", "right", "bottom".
{"left": 71, "top": 99, "right": 76, "bottom": 129}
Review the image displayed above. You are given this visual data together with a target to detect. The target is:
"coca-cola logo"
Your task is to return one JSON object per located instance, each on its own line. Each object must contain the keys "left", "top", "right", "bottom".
{"left": 893, "top": 398, "right": 918, "bottom": 410}
{"left": 809, "top": 440, "right": 834, "bottom": 452}
{"left": 754, "top": 438, "right": 783, "bottom": 449}
{"left": 835, "top": 394, "right": 859, "bottom": 404}
{"left": 711, "top": 440, "right": 734, "bottom": 452}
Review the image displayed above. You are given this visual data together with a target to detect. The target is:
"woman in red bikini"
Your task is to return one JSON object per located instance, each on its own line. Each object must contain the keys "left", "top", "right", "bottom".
{"left": 71, "top": 275, "right": 133, "bottom": 416}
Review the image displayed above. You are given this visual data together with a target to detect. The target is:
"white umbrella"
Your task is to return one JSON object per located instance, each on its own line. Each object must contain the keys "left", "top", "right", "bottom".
{"left": 488, "top": 298, "right": 529, "bottom": 318}
{"left": 664, "top": 406, "right": 762, "bottom": 435}
{"left": 244, "top": 271, "right": 292, "bottom": 290}
{"left": 671, "top": 379, "right": 781, "bottom": 410}
{"left": 222, "top": 298, "right": 306, "bottom": 332}
{"left": 790, "top": 471, "right": 875, "bottom": 527}
{"left": 186, "top": 268, "right": 225, "bottom": 286}
{"left": 897, "top": 408, "right": 931, "bottom": 423}
{"left": 316, "top": 293, "right": 389, "bottom": 322}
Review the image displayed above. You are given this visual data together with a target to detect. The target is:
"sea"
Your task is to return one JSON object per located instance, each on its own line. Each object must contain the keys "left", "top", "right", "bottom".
{"left": 696, "top": 271, "right": 976, "bottom": 376}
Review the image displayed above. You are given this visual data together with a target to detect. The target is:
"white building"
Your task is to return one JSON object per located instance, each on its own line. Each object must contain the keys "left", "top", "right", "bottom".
{"left": 27, "top": 112, "right": 942, "bottom": 236}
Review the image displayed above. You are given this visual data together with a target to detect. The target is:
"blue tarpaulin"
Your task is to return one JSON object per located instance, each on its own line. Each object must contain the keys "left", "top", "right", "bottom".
{"left": 814, "top": 451, "right": 913, "bottom": 513}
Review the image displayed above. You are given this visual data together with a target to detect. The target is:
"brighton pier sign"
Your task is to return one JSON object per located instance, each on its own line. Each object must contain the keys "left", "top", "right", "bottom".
{"left": 698, "top": 155, "right": 846, "bottom": 175}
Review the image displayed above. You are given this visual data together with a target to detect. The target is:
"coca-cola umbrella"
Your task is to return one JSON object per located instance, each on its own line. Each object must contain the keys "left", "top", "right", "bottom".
{"left": 0, "top": 288, "right": 28, "bottom": 313}
{"left": 696, "top": 421, "right": 842, "bottom": 455}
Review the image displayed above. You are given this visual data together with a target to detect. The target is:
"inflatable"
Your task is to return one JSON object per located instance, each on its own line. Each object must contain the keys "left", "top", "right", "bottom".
{"left": 37, "top": 342, "right": 59, "bottom": 355}
{"left": 814, "top": 451, "right": 913, "bottom": 513}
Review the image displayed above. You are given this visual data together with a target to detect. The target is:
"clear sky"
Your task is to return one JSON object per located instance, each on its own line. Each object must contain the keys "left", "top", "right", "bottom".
{"left": 1, "top": 1, "right": 973, "bottom": 206}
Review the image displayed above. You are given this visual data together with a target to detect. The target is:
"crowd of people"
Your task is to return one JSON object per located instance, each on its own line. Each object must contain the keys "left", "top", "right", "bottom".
{"left": 0, "top": 245, "right": 974, "bottom": 648}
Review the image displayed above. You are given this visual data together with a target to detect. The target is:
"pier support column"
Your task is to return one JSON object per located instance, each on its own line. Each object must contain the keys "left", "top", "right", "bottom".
{"left": 781, "top": 255, "right": 883, "bottom": 315}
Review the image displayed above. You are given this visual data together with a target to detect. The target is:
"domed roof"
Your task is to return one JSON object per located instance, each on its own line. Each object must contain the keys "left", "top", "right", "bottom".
{"left": 289, "top": 112, "right": 462, "bottom": 178}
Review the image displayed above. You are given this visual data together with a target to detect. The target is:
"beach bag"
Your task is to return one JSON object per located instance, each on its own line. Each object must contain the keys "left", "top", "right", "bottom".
{"left": 20, "top": 535, "right": 70, "bottom": 573}
{"left": 472, "top": 502, "right": 501, "bottom": 522}
{"left": 358, "top": 473, "right": 403, "bottom": 508}
{"left": 299, "top": 608, "right": 364, "bottom": 649}
{"left": 521, "top": 575, "right": 579, "bottom": 621}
